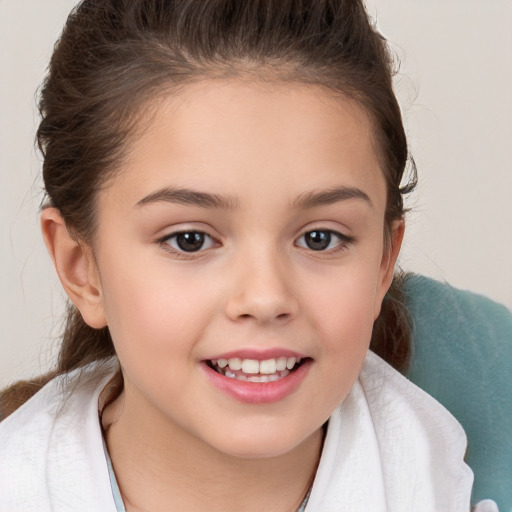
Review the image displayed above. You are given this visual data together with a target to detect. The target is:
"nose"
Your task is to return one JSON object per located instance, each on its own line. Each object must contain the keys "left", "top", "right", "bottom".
{"left": 225, "top": 250, "right": 299, "bottom": 325}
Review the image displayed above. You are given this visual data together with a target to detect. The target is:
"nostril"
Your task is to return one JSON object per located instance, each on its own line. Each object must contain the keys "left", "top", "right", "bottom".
{"left": 235, "top": 311, "right": 291, "bottom": 323}
{"left": 226, "top": 287, "right": 299, "bottom": 323}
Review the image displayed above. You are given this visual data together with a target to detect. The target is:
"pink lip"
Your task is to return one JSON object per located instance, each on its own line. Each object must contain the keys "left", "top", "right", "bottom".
{"left": 204, "top": 348, "right": 308, "bottom": 361}
{"left": 200, "top": 358, "right": 312, "bottom": 404}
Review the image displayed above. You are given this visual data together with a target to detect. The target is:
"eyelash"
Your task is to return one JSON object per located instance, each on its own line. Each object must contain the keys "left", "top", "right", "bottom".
{"left": 295, "top": 229, "right": 354, "bottom": 253}
{"left": 158, "top": 231, "right": 218, "bottom": 259}
{"left": 157, "top": 228, "right": 354, "bottom": 258}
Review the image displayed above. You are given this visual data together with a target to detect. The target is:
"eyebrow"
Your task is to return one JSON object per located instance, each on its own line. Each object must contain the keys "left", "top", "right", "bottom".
{"left": 292, "top": 186, "right": 373, "bottom": 209}
{"left": 136, "top": 187, "right": 239, "bottom": 209}
{"left": 136, "top": 185, "right": 372, "bottom": 210}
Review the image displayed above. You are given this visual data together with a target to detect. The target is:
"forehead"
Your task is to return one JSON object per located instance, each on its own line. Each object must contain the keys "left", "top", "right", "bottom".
{"left": 101, "top": 79, "right": 386, "bottom": 213}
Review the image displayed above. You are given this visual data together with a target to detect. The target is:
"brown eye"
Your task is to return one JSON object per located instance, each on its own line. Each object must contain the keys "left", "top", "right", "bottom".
{"left": 304, "top": 230, "right": 331, "bottom": 250}
{"left": 295, "top": 229, "right": 351, "bottom": 252}
{"left": 164, "top": 231, "right": 215, "bottom": 253}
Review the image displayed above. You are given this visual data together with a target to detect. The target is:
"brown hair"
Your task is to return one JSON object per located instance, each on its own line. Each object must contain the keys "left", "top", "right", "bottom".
{"left": 1, "top": 0, "right": 416, "bottom": 418}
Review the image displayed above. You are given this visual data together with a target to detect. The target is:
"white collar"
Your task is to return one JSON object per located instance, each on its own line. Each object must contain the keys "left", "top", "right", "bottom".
{"left": 0, "top": 359, "right": 119, "bottom": 512}
{"left": 305, "top": 351, "right": 473, "bottom": 511}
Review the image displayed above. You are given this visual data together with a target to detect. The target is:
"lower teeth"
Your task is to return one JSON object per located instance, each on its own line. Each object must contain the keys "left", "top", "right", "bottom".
{"left": 223, "top": 369, "right": 290, "bottom": 383}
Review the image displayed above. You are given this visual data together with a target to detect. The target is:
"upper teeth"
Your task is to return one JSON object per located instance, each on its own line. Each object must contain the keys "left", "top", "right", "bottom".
{"left": 212, "top": 357, "right": 299, "bottom": 374}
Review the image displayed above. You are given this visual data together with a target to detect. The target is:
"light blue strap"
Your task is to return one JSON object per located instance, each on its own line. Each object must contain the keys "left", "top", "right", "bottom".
{"left": 102, "top": 439, "right": 127, "bottom": 512}
{"left": 297, "top": 487, "right": 311, "bottom": 511}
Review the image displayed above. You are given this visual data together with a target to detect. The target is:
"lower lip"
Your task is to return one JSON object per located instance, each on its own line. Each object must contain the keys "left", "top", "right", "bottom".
{"left": 201, "top": 360, "right": 311, "bottom": 404}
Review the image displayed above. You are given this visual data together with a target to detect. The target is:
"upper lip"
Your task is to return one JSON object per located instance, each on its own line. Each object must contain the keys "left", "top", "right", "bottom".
{"left": 203, "top": 348, "right": 308, "bottom": 361}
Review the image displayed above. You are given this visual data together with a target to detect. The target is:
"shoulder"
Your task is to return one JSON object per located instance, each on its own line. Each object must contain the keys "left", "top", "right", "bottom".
{"left": 361, "top": 350, "right": 468, "bottom": 433}
{"left": 0, "top": 358, "right": 118, "bottom": 435}
{"left": 306, "top": 351, "right": 473, "bottom": 512}
{"left": 363, "top": 352, "right": 473, "bottom": 508}
{"left": 0, "top": 359, "right": 119, "bottom": 512}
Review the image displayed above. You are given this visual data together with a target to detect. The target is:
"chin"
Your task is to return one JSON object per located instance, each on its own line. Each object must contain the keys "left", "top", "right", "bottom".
{"left": 207, "top": 424, "right": 318, "bottom": 460}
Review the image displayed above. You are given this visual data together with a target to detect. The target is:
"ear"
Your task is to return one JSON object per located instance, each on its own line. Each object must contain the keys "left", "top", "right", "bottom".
{"left": 373, "top": 219, "right": 405, "bottom": 319}
{"left": 41, "top": 208, "right": 107, "bottom": 329}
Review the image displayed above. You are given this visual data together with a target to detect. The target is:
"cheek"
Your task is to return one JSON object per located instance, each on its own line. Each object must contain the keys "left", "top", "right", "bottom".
{"left": 318, "top": 290, "right": 374, "bottom": 372}
{"left": 296, "top": 275, "right": 377, "bottom": 426}
{"left": 306, "top": 264, "right": 381, "bottom": 337}
{"left": 98, "top": 255, "right": 218, "bottom": 360}
{"left": 300, "top": 260, "right": 381, "bottom": 384}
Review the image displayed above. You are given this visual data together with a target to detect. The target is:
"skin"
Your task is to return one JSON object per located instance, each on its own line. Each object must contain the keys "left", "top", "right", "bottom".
{"left": 42, "top": 80, "right": 403, "bottom": 511}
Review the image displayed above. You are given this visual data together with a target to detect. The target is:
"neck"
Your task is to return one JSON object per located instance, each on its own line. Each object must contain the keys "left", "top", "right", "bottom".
{"left": 103, "top": 389, "right": 324, "bottom": 512}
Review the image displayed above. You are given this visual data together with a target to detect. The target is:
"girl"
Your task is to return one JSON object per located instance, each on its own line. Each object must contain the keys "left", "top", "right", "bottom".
{"left": 0, "top": 0, "right": 487, "bottom": 510}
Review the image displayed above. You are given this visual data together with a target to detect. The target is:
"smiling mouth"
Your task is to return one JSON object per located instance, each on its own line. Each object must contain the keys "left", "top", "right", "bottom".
{"left": 206, "top": 356, "right": 305, "bottom": 383}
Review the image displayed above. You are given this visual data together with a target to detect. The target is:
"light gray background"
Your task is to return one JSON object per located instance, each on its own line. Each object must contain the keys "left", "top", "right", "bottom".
{"left": 1, "top": 0, "right": 511, "bottom": 387}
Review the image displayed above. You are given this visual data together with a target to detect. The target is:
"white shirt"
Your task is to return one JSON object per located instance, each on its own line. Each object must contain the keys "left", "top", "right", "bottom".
{"left": 0, "top": 352, "right": 481, "bottom": 511}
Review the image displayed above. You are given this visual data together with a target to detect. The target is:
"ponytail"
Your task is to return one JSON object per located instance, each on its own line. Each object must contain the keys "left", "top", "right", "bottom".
{"left": 371, "top": 272, "right": 412, "bottom": 374}
{"left": 0, "top": 304, "right": 115, "bottom": 419}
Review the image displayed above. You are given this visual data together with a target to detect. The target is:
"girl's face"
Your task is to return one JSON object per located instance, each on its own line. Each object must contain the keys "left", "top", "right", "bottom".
{"left": 90, "top": 80, "right": 401, "bottom": 458}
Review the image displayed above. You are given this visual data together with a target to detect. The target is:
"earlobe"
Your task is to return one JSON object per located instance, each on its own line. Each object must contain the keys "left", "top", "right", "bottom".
{"left": 41, "top": 208, "right": 107, "bottom": 329}
{"left": 374, "top": 220, "right": 405, "bottom": 319}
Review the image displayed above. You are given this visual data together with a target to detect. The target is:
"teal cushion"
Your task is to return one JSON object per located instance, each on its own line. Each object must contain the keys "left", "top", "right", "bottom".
{"left": 404, "top": 274, "right": 512, "bottom": 510}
